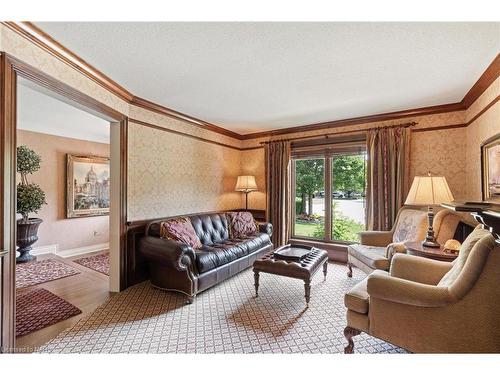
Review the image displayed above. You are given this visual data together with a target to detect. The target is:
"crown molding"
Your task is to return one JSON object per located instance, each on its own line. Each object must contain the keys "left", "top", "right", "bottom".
{"left": 130, "top": 96, "right": 242, "bottom": 139}
{"left": 462, "top": 53, "right": 500, "bottom": 108}
{"left": 2, "top": 21, "right": 239, "bottom": 140}
{"left": 2, "top": 22, "right": 498, "bottom": 141}
{"left": 2, "top": 21, "right": 133, "bottom": 102}
{"left": 239, "top": 102, "right": 466, "bottom": 140}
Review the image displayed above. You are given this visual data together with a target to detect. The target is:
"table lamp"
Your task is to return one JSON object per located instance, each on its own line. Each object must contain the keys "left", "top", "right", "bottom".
{"left": 235, "top": 175, "right": 258, "bottom": 210}
{"left": 404, "top": 173, "right": 454, "bottom": 248}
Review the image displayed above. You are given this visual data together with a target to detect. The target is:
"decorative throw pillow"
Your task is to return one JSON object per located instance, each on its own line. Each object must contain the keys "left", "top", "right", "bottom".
{"left": 226, "top": 211, "right": 258, "bottom": 239}
{"left": 159, "top": 217, "right": 202, "bottom": 249}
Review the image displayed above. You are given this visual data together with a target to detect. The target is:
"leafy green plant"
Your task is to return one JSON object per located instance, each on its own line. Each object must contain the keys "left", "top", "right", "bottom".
{"left": 311, "top": 215, "right": 364, "bottom": 242}
{"left": 17, "top": 145, "right": 46, "bottom": 223}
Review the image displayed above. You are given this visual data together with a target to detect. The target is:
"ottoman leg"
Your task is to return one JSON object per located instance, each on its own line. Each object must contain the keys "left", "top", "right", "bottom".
{"left": 347, "top": 264, "right": 353, "bottom": 278}
{"left": 254, "top": 270, "right": 260, "bottom": 297}
{"left": 344, "top": 326, "right": 361, "bottom": 354}
{"left": 304, "top": 279, "right": 311, "bottom": 306}
{"left": 323, "top": 261, "right": 328, "bottom": 281}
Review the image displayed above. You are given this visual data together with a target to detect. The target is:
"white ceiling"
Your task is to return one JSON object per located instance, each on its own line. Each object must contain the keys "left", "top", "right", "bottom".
{"left": 17, "top": 78, "right": 110, "bottom": 143}
{"left": 35, "top": 22, "right": 500, "bottom": 134}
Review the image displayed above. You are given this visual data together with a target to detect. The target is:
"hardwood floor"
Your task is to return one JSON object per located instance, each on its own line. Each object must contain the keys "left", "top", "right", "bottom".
{"left": 15, "top": 251, "right": 111, "bottom": 351}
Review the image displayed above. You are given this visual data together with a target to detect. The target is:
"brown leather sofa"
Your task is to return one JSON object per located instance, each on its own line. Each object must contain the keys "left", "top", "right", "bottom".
{"left": 139, "top": 212, "right": 273, "bottom": 303}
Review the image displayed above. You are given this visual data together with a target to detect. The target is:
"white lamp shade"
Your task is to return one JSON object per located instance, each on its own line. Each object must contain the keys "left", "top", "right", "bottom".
{"left": 235, "top": 175, "right": 258, "bottom": 192}
{"left": 405, "top": 175, "right": 454, "bottom": 206}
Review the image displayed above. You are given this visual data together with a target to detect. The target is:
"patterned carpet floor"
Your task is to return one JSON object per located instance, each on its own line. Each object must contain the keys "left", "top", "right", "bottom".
{"left": 16, "top": 259, "right": 80, "bottom": 289}
{"left": 38, "top": 263, "right": 404, "bottom": 353}
{"left": 16, "top": 288, "right": 82, "bottom": 337}
{"left": 73, "top": 253, "right": 110, "bottom": 275}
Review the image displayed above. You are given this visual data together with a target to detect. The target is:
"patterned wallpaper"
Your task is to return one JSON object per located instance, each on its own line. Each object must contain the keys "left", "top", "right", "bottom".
{"left": 240, "top": 148, "right": 266, "bottom": 210}
{"left": 127, "top": 122, "right": 242, "bottom": 221}
{"left": 0, "top": 24, "right": 245, "bottom": 222}
{"left": 410, "top": 128, "right": 467, "bottom": 200}
{"left": 465, "top": 76, "right": 500, "bottom": 200}
{"left": 240, "top": 110, "right": 470, "bottom": 205}
{"left": 2, "top": 23, "right": 498, "bottom": 221}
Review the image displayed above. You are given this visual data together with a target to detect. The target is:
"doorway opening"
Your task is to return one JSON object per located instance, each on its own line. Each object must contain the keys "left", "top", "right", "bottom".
{"left": 13, "top": 76, "right": 125, "bottom": 350}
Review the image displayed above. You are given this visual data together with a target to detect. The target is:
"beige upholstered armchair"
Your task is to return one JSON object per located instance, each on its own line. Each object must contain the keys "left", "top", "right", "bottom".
{"left": 344, "top": 226, "right": 500, "bottom": 353}
{"left": 347, "top": 207, "right": 462, "bottom": 276}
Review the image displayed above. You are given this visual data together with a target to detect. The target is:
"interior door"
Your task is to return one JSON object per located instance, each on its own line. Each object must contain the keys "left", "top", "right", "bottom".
{"left": 0, "top": 52, "right": 17, "bottom": 352}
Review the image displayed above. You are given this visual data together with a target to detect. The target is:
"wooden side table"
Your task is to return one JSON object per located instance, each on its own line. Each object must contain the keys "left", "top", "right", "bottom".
{"left": 404, "top": 241, "right": 458, "bottom": 262}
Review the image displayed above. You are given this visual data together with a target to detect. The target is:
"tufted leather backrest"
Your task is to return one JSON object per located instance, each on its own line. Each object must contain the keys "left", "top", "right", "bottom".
{"left": 146, "top": 212, "right": 229, "bottom": 245}
{"left": 191, "top": 213, "right": 229, "bottom": 245}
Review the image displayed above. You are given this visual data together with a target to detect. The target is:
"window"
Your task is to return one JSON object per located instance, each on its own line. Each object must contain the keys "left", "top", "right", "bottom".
{"left": 293, "top": 158, "right": 325, "bottom": 239}
{"left": 292, "top": 144, "right": 367, "bottom": 243}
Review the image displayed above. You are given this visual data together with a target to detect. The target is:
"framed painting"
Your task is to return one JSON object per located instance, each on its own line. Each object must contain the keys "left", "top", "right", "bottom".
{"left": 481, "top": 134, "right": 500, "bottom": 203}
{"left": 67, "top": 154, "right": 110, "bottom": 218}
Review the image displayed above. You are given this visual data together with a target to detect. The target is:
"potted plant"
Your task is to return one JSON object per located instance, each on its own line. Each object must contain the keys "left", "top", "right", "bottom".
{"left": 16, "top": 145, "right": 46, "bottom": 263}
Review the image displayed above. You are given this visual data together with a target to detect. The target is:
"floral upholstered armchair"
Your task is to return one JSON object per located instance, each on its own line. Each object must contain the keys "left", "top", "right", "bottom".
{"left": 346, "top": 207, "right": 462, "bottom": 277}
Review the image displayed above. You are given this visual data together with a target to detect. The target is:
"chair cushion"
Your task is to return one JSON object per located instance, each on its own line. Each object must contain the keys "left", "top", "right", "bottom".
{"left": 348, "top": 244, "right": 390, "bottom": 270}
{"left": 159, "top": 217, "right": 202, "bottom": 249}
{"left": 393, "top": 209, "right": 427, "bottom": 243}
{"left": 226, "top": 211, "right": 258, "bottom": 239}
{"left": 345, "top": 277, "right": 369, "bottom": 314}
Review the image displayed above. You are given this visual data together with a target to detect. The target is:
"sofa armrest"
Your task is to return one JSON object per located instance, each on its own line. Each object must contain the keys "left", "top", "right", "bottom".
{"left": 367, "top": 270, "right": 453, "bottom": 307}
{"left": 259, "top": 222, "right": 273, "bottom": 237}
{"left": 139, "top": 236, "right": 197, "bottom": 273}
{"left": 358, "top": 230, "right": 393, "bottom": 247}
{"left": 390, "top": 253, "right": 453, "bottom": 285}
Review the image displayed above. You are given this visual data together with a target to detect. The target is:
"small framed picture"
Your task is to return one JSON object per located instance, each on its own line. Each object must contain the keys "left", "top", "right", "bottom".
{"left": 67, "top": 154, "right": 110, "bottom": 218}
{"left": 481, "top": 134, "right": 500, "bottom": 203}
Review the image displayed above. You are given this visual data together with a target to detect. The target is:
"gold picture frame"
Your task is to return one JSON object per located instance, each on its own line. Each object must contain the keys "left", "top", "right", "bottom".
{"left": 481, "top": 134, "right": 500, "bottom": 203}
{"left": 67, "top": 154, "right": 110, "bottom": 218}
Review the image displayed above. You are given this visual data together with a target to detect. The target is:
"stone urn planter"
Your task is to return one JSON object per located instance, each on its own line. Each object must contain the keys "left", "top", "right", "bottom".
{"left": 16, "top": 145, "right": 46, "bottom": 263}
{"left": 16, "top": 218, "right": 43, "bottom": 263}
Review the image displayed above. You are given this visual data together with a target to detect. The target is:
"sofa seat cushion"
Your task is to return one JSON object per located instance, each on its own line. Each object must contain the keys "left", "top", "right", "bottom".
{"left": 237, "top": 233, "right": 272, "bottom": 254}
{"left": 348, "top": 244, "right": 390, "bottom": 271}
{"left": 194, "top": 233, "right": 272, "bottom": 273}
{"left": 195, "top": 243, "right": 247, "bottom": 273}
{"left": 345, "top": 277, "right": 369, "bottom": 314}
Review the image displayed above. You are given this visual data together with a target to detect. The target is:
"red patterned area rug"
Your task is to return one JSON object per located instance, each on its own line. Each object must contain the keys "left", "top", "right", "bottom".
{"left": 16, "top": 259, "right": 80, "bottom": 289}
{"left": 73, "top": 253, "right": 110, "bottom": 275}
{"left": 16, "top": 288, "right": 82, "bottom": 337}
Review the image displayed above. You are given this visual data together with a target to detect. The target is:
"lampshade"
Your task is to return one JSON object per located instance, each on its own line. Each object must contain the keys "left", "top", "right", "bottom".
{"left": 235, "top": 175, "right": 258, "bottom": 192}
{"left": 405, "top": 175, "right": 454, "bottom": 206}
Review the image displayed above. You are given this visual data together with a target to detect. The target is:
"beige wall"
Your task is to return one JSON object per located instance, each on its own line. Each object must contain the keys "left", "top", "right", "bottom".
{"left": 465, "top": 76, "right": 500, "bottom": 200}
{"left": 17, "top": 130, "right": 110, "bottom": 251}
{"left": 240, "top": 148, "right": 266, "bottom": 210}
{"left": 240, "top": 110, "right": 470, "bottom": 202}
{"left": 2, "top": 22, "right": 498, "bottom": 225}
{"left": 0, "top": 24, "right": 244, "bottom": 223}
{"left": 127, "top": 122, "right": 242, "bottom": 221}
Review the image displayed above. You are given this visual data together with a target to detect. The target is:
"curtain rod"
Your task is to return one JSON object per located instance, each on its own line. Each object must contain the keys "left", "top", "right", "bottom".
{"left": 259, "top": 121, "right": 418, "bottom": 145}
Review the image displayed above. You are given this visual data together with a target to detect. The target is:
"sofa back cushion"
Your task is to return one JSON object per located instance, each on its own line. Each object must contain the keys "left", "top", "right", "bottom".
{"left": 159, "top": 217, "right": 202, "bottom": 249}
{"left": 226, "top": 211, "right": 258, "bottom": 239}
{"left": 393, "top": 208, "right": 427, "bottom": 243}
{"left": 190, "top": 213, "right": 229, "bottom": 246}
